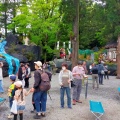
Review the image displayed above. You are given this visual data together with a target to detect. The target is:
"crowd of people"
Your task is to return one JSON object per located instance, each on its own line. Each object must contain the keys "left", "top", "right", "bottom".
{"left": 58, "top": 60, "right": 110, "bottom": 108}
{"left": 0, "top": 61, "right": 52, "bottom": 120}
{"left": 43, "top": 59, "right": 57, "bottom": 75}
{"left": 89, "top": 61, "right": 109, "bottom": 89}
{"left": 18, "top": 63, "right": 31, "bottom": 88}
{"left": 0, "top": 60, "right": 110, "bottom": 120}
{"left": 58, "top": 61, "right": 88, "bottom": 108}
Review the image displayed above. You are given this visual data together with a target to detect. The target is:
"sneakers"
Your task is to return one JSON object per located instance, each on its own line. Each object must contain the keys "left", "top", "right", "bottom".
{"left": 33, "top": 114, "right": 41, "bottom": 119}
{"left": 60, "top": 106, "right": 64, "bottom": 109}
{"left": 76, "top": 100, "right": 82, "bottom": 103}
{"left": 31, "top": 109, "right": 36, "bottom": 113}
{"left": 73, "top": 99, "right": 82, "bottom": 105}
{"left": 41, "top": 113, "right": 45, "bottom": 117}
{"left": 72, "top": 100, "right": 76, "bottom": 105}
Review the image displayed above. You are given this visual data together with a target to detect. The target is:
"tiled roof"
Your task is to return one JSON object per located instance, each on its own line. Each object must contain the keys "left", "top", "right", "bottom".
{"left": 105, "top": 41, "right": 117, "bottom": 49}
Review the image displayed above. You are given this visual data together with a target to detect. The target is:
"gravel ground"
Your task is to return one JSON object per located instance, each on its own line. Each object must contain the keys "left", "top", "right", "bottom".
{"left": 0, "top": 73, "right": 120, "bottom": 120}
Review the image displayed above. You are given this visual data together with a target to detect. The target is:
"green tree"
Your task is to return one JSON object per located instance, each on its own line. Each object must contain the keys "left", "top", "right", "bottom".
{"left": 79, "top": 0, "right": 110, "bottom": 49}
{"left": 8, "top": 0, "right": 61, "bottom": 61}
{"left": 59, "top": 0, "right": 79, "bottom": 67}
{"left": 104, "top": 0, "right": 120, "bottom": 78}
{"left": 0, "top": 0, "right": 20, "bottom": 36}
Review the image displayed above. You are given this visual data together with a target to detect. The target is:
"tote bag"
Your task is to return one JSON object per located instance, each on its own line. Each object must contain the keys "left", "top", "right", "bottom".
{"left": 10, "top": 100, "right": 17, "bottom": 114}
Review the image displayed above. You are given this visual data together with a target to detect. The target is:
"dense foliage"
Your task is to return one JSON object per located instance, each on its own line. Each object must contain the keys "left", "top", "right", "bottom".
{"left": 0, "top": 0, "right": 120, "bottom": 60}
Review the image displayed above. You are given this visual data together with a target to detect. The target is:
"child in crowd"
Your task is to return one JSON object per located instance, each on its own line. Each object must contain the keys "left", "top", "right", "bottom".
{"left": 7, "top": 75, "right": 17, "bottom": 118}
{"left": 13, "top": 81, "right": 31, "bottom": 120}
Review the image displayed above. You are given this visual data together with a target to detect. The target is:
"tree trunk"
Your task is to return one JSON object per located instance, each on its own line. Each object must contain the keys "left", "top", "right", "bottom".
{"left": 117, "top": 35, "right": 120, "bottom": 79}
{"left": 71, "top": 0, "right": 79, "bottom": 68}
{"left": 4, "top": 10, "right": 7, "bottom": 37}
{"left": 12, "top": 0, "right": 16, "bottom": 34}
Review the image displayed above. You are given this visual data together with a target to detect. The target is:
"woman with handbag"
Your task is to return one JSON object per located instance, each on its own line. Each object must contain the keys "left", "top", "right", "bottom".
{"left": 97, "top": 61, "right": 104, "bottom": 85}
{"left": 103, "top": 64, "right": 109, "bottom": 79}
{"left": 58, "top": 63, "right": 73, "bottom": 109}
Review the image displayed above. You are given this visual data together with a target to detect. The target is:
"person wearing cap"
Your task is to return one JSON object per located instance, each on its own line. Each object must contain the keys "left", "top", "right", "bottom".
{"left": 8, "top": 75, "right": 16, "bottom": 108}
{"left": 72, "top": 61, "right": 85, "bottom": 105}
{"left": 31, "top": 61, "right": 47, "bottom": 119}
{"left": 0, "top": 62, "right": 4, "bottom": 93}
{"left": 7, "top": 75, "right": 16, "bottom": 119}
{"left": 13, "top": 81, "right": 31, "bottom": 120}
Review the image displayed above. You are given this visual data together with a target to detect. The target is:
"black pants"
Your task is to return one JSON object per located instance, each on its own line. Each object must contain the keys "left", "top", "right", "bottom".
{"left": 24, "top": 78, "right": 29, "bottom": 88}
{"left": 32, "top": 93, "right": 36, "bottom": 110}
{"left": 14, "top": 113, "right": 23, "bottom": 120}
{"left": 104, "top": 71, "right": 109, "bottom": 79}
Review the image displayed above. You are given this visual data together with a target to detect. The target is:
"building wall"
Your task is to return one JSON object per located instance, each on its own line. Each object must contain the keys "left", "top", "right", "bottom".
{"left": 107, "top": 48, "right": 116, "bottom": 61}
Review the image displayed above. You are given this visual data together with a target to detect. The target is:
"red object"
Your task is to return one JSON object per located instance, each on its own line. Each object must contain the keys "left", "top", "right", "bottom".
{"left": 60, "top": 48, "right": 66, "bottom": 58}
{"left": 60, "top": 53, "right": 66, "bottom": 58}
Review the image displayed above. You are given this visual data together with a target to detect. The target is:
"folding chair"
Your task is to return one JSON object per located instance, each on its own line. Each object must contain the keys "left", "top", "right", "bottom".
{"left": 0, "top": 97, "right": 9, "bottom": 108}
{"left": 118, "top": 87, "right": 120, "bottom": 92}
{"left": 118, "top": 87, "right": 120, "bottom": 95}
{"left": 89, "top": 100, "right": 105, "bottom": 120}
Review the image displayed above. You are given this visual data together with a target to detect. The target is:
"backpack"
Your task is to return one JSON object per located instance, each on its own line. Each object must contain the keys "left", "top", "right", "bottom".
{"left": 39, "top": 70, "right": 51, "bottom": 91}
{"left": 45, "top": 71, "right": 52, "bottom": 81}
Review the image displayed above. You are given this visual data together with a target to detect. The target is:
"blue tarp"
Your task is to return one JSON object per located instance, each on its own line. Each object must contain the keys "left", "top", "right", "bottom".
{"left": 0, "top": 40, "right": 20, "bottom": 75}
